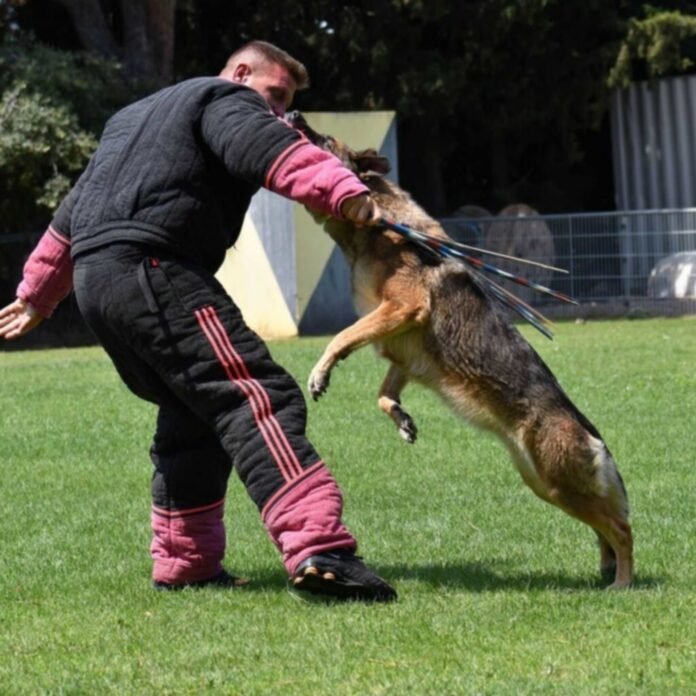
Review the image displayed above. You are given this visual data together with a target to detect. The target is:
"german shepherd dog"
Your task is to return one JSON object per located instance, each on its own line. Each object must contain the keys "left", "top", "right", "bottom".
{"left": 287, "top": 112, "right": 633, "bottom": 588}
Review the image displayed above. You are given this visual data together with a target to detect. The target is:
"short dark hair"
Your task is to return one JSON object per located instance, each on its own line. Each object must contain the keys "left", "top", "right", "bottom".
{"left": 226, "top": 41, "right": 309, "bottom": 90}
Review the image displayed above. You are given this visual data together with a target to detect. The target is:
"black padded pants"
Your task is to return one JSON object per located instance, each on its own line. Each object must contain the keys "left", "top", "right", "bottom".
{"left": 72, "top": 243, "right": 355, "bottom": 582}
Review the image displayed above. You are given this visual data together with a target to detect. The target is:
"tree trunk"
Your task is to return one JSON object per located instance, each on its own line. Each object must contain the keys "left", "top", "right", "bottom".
{"left": 53, "top": 0, "right": 120, "bottom": 60}
{"left": 146, "top": 0, "right": 175, "bottom": 84}
{"left": 54, "top": 0, "right": 176, "bottom": 86}
{"left": 120, "top": 0, "right": 154, "bottom": 80}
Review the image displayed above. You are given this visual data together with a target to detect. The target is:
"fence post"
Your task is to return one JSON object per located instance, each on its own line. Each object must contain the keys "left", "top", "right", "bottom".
{"left": 568, "top": 216, "right": 575, "bottom": 300}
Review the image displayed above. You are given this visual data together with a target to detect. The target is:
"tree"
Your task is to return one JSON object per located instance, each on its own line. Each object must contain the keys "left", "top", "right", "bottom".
{"left": 0, "top": 27, "right": 141, "bottom": 344}
{"left": 0, "top": 38, "right": 99, "bottom": 337}
{"left": 176, "top": 0, "right": 624, "bottom": 213}
{"left": 10, "top": 0, "right": 694, "bottom": 216}
{"left": 19, "top": 0, "right": 176, "bottom": 87}
{"left": 0, "top": 81, "right": 96, "bottom": 229}
{"left": 609, "top": 8, "right": 696, "bottom": 87}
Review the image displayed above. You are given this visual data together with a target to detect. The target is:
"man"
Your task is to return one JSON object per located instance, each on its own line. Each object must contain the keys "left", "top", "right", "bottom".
{"left": 0, "top": 41, "right": 396, "bottom": 602}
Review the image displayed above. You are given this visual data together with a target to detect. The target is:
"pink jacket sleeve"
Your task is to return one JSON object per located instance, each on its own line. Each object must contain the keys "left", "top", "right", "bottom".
{"left": 264, "top": 139, "right": 368, "bottom": 218}
{"left": 16, "top": 225, "right": 73, "bottom": 318}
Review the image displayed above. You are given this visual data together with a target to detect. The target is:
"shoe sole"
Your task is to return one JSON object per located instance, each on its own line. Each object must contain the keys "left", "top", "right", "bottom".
{"left": 292, "top": 567, "right": 396, "bottom": 602}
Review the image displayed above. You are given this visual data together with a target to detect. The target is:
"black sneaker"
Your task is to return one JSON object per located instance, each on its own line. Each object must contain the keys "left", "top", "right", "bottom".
{"left": 153, "top": 569, "right": 248, "bottom": 591}
{"left": 292, "top": 550, "right": 397, "bottom": 602}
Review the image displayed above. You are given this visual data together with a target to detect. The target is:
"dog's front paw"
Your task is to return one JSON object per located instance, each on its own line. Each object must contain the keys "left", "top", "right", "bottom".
{"left": 308, "top": 368, "right": 330, "bottom": 401}
{"left": 393, "top": 405, "right": 418, "bottom": 444}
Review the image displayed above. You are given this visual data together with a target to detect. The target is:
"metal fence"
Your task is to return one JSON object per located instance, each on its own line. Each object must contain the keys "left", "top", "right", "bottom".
{"left": 440, "top": 208, "right": 696, "bottom": 318}
{"left": 2, "top": 207, "right": 696, "bottom": 347}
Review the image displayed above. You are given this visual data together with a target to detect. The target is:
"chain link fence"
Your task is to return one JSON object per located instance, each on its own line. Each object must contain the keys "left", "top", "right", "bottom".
{"left": 2, "top": 208, "right": 695, "bottom": 349}
{"left": 440, "top": 208, "right": 696, "bottom": 319}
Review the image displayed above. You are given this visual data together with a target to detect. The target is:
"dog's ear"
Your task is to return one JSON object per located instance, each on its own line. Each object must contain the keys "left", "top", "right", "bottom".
{"left": 353, "top": 149, "right": 391, "bottom": 175}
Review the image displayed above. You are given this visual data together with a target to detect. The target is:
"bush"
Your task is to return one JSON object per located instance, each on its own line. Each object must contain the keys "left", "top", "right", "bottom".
{"left": 0, "top": 82, "right": 97, "bottom": 226}
{"left": 0, "top": 35, "right": 137, "bottom": 132}
{"left": 609, "top": 10, "right": 696, "bottom": 87}
{"left": 0, "top": 35, "right": 145, "bottom": 334}
{"left": 0, "top": 36, "right": 143, "bottom": 233}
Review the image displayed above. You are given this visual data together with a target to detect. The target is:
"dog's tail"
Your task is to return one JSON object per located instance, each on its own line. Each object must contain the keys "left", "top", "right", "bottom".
{"left": 595, "top": 441, "right": 630, "bottom": 519}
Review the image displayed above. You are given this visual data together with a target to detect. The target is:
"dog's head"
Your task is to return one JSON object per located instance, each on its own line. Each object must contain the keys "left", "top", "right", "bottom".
{"left": 286, "top": 111, "right": 391, "bottom": 178}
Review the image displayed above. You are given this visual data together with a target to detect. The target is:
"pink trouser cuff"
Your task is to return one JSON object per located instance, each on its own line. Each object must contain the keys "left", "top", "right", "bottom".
{"left": 150, "top": 500, "right": 226, "bottom": 584}
{"left": 262, "top": 462, "right": 357, "bottom": 576}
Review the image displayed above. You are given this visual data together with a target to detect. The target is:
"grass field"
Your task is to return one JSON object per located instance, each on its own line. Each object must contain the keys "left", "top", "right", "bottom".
{"left": 1, "top": 317, "right": 694, "bottom": 694}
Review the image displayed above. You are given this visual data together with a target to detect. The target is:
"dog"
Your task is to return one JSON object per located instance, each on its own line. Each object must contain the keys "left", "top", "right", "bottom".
{"left": 287, "top": 111, "right": 633, "bottom": 589}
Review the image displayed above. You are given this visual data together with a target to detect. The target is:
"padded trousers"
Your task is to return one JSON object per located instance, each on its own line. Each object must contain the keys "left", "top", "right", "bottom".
{"left": 73, "top": 243, "right": 356, "bottom": 583}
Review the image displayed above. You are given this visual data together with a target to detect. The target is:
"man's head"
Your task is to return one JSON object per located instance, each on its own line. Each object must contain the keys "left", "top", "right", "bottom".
{"left": 220, "top": 41, "right": 309, "bottom": 117}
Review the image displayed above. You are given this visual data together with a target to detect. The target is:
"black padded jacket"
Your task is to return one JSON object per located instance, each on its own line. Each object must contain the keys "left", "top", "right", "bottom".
{"left": 53, "top": 77, "right": 302, "bottom": 272}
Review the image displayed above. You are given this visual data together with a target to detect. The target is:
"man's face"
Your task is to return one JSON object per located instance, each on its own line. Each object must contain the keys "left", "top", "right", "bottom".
{"left": 243, "top": 62, "right": 297, "bottom": 117}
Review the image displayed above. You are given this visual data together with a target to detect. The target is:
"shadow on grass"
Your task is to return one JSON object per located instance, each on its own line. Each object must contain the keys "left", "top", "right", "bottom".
{"left": 378, "top": 561, "right": 662, "bottom": 592}
{"left": 197, "top": 563, "right": 661, "bottom": 596}
{"left": 380, "top": 561, "right": 598, "bottom": 591}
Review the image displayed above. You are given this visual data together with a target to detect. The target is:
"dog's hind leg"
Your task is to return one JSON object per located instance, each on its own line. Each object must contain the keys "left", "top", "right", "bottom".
{"left": 378, "top": 364, "right": 417, "bottom": 443}
{"left": 308, "top": 300, "right": 422, "bottom": 400}
{"left": 545, "top": 433, "right": 633, "bottom": 588}
{"left": 596, "top": 531, "right": 618, "bottom": 583}
{"left": 521, "top": 420, "right": 633, "bottom": 588}
{"left": 558, "top": 495, "right": 633, "bottom": 589}
{"left": 569, "top": 445, "right": 633, "bottom": 589}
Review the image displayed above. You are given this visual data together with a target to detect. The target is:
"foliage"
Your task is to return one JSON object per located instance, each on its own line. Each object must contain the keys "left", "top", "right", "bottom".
{"left": 0, "top": 36, "right": 143, "bottom": 234}
{"left": 609, "top": 10, "right": 696, "bottom": 87}
{"left": 0, "top": 35, "right": 135, "bottom": 132}
{"left": 173, "top": 0, "right": 696, "bottom": 212}
{"left": 0, "top": 82, "right": 96, "bottom": 230}
{"left": 1, "top": 319, "right": 695, "bottom": 693}
{"left": 4, "top": 0, "right": 696, "bottom": 227}
{"left": 175, "top": 0, "right": 626, "bottom": 213}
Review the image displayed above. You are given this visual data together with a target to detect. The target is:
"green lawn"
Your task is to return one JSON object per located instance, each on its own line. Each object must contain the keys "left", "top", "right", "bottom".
{"left": 1, "top": 317, "right": 694, "bottom": 694}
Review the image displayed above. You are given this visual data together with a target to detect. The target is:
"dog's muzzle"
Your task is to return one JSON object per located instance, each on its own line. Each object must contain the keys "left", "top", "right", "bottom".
{"left": 285, "top": 110, "right": 323, "bottom": 144}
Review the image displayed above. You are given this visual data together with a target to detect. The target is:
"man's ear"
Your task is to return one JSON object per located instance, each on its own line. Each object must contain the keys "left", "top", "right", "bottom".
{"left": 231, "top": 63, "right": 252, "bottom": 84}
{"left": 354, "top": 149, "right": 391, "bottom": 175}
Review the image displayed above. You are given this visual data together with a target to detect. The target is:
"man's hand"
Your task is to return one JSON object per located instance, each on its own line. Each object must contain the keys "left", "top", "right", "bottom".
{"left": 340, "top": 194, "right": 382, "bottom": 226}
{"left": 0, "top": 298, "right": 43, "bottom": 340}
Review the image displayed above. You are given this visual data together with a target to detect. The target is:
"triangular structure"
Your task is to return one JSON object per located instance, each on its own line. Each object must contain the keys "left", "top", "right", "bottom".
{"left": 216, "top": 111, "right": 397, "bottom": 338}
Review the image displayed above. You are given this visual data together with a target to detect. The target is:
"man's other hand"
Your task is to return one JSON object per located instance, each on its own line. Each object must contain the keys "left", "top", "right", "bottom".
{"left": 0, "top": 299, "right": 43, "bottom": 340}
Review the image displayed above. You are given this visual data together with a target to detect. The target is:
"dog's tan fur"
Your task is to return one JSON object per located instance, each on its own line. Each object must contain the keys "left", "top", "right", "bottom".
{"left": 290, "top": 113, "right": 633, "bottom": 588}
